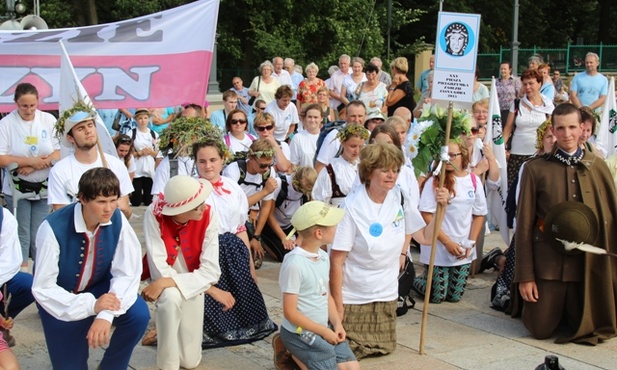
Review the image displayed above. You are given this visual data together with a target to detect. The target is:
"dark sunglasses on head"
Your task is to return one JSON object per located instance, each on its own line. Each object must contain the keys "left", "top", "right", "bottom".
{"left": 255, "top": 125, "right": 274, "bottom": 132}
{"left": 231, "top": 119, "right": 247, "bottom": 125}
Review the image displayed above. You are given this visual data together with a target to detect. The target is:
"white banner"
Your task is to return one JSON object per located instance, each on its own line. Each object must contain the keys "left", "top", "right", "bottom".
{"left": 486, "top": 77, "right": 510, "bottom": 245}
{"left": 597, "top": 77, "right": 616, "bottom": 158}
{"left": 0, "top": 0, "right": 220, "bottom": 112}
{"left": 432, "top": 12, "right": 480, "bottom": 104}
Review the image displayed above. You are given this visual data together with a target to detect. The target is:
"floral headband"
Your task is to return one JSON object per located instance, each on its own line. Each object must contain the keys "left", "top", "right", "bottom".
{"left": 336, "top": 124, "right": 370, "bottom": 142}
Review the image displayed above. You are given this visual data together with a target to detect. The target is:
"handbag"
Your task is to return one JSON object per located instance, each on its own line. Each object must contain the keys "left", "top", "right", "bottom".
{"left": 248, "top": 76, "right": 261, "bottom": 106}
{"left": 397, "top": 255, "right": 417, "bottom": 316}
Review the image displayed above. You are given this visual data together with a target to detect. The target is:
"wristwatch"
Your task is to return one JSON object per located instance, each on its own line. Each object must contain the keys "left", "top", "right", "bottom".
{"left": 252, "top": 234, "right": 262, "bottom": 242}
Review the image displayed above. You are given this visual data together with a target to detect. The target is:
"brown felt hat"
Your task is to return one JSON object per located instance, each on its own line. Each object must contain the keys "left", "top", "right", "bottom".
{"left": 543, "top": 201, "right": 599, "bottom": 255}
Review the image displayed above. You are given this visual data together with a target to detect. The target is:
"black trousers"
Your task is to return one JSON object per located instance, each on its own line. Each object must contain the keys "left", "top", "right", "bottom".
{"left": 130, "top": 177, "right": 153, "bottom": 206}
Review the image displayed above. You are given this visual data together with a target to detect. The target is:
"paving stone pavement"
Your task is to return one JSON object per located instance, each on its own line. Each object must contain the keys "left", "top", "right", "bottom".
{"left": 10, "top": 206, "right": 615, "bottom": 369}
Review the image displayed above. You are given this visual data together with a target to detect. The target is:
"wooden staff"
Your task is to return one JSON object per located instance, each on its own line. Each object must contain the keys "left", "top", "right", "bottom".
{"left": 419, "top": 101, "right": 454, "bottom": 355}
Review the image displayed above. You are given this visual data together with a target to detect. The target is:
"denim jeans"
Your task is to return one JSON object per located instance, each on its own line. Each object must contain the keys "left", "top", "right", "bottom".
{"left": 4, "top": 195, "right": 50, "bottom": 263}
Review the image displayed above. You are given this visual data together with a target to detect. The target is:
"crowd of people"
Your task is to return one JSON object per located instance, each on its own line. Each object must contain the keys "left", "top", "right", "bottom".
{"left": 0, "top": 50, "right": 616, "bottom": 370}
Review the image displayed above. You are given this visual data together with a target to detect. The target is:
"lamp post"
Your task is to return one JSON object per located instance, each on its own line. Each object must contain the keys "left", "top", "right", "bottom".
{"left": 511, "top": 0, "right": 520, "bottom": 75}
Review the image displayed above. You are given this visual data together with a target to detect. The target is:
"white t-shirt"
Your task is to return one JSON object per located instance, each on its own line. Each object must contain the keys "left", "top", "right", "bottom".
{"left": 279, "top": 248, "right": 330, "bottom": 332}
{"left": 150, "top": 156, "right": 195, "bottom": 195}
{"left": 205, "top": 176, "right": 249, "bottom": 234}
{"left": 222, "top": 160, "right": 278, "bottom": 210}
{"left": 132, "top": 129, "right": 159, "bottom": 178}
{"left": 315, "top": 129, "right": 341, "bottom": 166}
{"left": 224, "top": 133, "right": 255, "bottom": 155}
{"left": 341, "top": 74, "right": 367, "bottom": 101}
{"left": 331, "top": 186, "right": 424, "bottom": 304}
{"left": 0, "top": 110, "right": 60, "bottom": 196}
{"left": 271, "top": 174, "right": 304, "bottom": 229}
{"left": 418, "top": 174, "right": 488, "bottom": 267}
{"left": 264, "top": 100, "right": 299, "bottom": 142}
{"left": 47, "top": 152, "right": 134, "bottom": 205}
{"left": 312, "top": 157, "right": 358, "bottom": 207}
{"left": 289, "top": 130, "right": 319, "bottom": 167}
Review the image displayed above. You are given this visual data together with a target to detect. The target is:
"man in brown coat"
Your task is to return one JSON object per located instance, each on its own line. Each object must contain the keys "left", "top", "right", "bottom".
{"left": 514, "top": 103, "right": 617, "bottom": 344}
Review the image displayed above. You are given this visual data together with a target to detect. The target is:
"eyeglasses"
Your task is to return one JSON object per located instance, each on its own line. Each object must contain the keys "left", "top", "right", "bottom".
{"left": 258, "top": 162, "right": 274, "bottom": 169}
{"left": 255, "top": 125, "right": 274, "bottom": 132}
{"left": 231, "top": 119, "right": 247, "bottom": 125}
{"left": 473, "top": 110, "right": 488, "bottom": 115}
{"left": 448, "top": 152, "right": 463, "bottom": 160}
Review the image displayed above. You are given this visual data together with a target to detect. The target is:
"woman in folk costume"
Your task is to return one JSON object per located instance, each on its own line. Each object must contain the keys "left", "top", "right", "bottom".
{"left": 412, "top": 139, "right": 488, "bottom": 303}
{"left": 192, "top": 135, "right": 277, "bottom": 348}
{"left": 141, "top": 175, "right": 234, "bottom": 370}
{"left": 330, "top": 143, "right": 449, "bottom": 359}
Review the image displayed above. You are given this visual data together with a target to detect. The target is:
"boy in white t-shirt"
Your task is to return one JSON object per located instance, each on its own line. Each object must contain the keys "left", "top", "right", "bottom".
{"left": 275, "top": 201, "right": 359, "bottom": 370}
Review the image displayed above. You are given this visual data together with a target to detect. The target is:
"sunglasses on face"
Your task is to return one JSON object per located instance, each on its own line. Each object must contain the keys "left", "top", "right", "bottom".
{"left": 255, "top": 125, "right": 274, "bottom": 132}
{"left": 258, "top": 162, "right": 273, "bottom": 169}
{"left": 255, "top": 106, "right": 266, "bottom": 111}
{"left": 231, "top": 119, "right": 247, "bottom": 125}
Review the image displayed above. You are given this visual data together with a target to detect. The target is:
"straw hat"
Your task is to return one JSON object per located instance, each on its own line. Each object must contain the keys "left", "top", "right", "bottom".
{"left": 162, "top": 176, "right": 212, "bottom": 216}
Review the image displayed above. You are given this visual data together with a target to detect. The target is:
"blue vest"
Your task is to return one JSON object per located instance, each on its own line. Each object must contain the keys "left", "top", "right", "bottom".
{"left": 46, "top": 203, "right": 122, "bottom": 293}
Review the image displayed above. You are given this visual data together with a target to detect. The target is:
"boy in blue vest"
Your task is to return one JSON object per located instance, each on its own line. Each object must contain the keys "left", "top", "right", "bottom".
{"left": 276, "top": 201, "right": 359, "bottom": 370}
{"left": 32, "top": 167, "right": 149, "bottom": 370}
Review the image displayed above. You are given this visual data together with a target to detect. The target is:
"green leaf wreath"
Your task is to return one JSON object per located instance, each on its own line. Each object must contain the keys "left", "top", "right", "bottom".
{"left": 54, "top": 100, "right": 97, "bottom": 142}
{"left": 158, "top": 116, "right": 230, "bottom": 160}
{"left": 407, "top": 104, "right": 473, "bottom": 177}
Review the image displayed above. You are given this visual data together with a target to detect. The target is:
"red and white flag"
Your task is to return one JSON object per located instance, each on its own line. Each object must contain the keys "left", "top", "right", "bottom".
{"left": 0, "top": 0, "right": 220, "bottom": 112}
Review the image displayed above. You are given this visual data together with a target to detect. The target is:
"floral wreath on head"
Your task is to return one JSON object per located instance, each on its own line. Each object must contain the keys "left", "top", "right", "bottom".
{"left": 159, "top": 116, "right": 225, "bottom": 158}
{"left": 336, "top": 124, "right": 370, "bottom": 142}
{"left": 406, "top": 103, "right": 472, "bottom": 177}
{"left": 535, "top": 119, "right": 552, "bottom": 150}
{"left": 54, "top": 100, "right": 97, "bottom": 142}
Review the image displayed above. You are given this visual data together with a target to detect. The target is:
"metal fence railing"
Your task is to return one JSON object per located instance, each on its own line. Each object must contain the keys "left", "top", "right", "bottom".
{"left": 477, "top": 44, "right": 617, "bottom": 80}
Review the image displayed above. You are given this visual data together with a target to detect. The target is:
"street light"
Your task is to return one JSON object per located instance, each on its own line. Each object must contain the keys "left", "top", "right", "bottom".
{"left": 14, "top": 0, "right": 26, "bottom": 15}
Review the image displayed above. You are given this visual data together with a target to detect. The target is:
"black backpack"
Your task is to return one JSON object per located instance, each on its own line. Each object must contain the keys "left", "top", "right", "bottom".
{"left": 131, "top": 128, "right": 157, "bottom": 142}
{"left": 314, "top": 120, "right": 346, "bottom": 165}
{"left": 275, "top": 174, "right": 308, "bottom": 208}
{"left": 235, "top": 159, "right": 271, "bottom": 188}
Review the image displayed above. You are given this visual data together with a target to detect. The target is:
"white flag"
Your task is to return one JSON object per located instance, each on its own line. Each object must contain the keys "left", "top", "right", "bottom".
{"left": 485, "top": 77, "right": 510, "bottom": 245}
{"left": 596, "top": 77, "right": 616, "bottom": 158}
{"left": 58, "top": 41, "right": 116, "bottom": 159}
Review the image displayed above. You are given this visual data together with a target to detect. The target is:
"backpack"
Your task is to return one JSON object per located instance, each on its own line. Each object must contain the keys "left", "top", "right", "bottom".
{"left": 314, "top": 120, "right": 346, "bottom": 165}
{"left": 236, "top": 159, "right": 271, "bottom": 188}
{"left": 275, "top": 174, "right": 308, "bottom": 208}
{"left": 396, "top": 190, "right": 416, "bottom": 316}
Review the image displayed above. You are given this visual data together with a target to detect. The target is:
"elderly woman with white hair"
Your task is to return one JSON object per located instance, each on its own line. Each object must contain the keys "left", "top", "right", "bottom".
{"left": 249, "top": 60, "right": 281, "bottom": 106}
{"left": 296, "top": 62, "right": 326, "bottom": 112}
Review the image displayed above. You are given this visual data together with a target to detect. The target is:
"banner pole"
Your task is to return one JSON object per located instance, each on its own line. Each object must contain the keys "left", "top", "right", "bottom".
{"left": 419, "top": 100, "right": 454, "bottom": 355}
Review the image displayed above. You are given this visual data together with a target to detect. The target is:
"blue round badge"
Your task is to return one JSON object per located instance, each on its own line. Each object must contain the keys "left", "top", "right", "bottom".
{"left": 369, "top": 222, "right": 383, "bottom": 237}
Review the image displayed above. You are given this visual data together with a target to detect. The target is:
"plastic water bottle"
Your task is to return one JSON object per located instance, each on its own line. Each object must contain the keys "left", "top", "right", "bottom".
{"left": 296, "top": 327, "right": 316, "bottom": 346}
